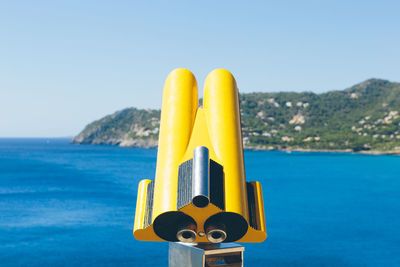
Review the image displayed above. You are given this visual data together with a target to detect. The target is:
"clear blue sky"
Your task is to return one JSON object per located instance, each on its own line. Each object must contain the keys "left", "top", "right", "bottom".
{"left": 1, "top": 0, "right": 399, "bottom": 137}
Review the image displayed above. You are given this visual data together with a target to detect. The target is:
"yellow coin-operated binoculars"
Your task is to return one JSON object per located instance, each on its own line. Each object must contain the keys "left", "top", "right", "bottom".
{"left": 134, "top": 69, "right": 267, "bottom": 266}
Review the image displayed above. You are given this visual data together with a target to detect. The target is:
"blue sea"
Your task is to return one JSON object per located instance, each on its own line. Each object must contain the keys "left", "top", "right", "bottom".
{"left": 1, "top": 138, "right": 400, "bottom": 266}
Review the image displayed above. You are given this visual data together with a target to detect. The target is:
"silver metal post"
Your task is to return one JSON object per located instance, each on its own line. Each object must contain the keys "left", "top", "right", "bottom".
{"left": 169, "top": 242, "right": 244, "bottom": 267}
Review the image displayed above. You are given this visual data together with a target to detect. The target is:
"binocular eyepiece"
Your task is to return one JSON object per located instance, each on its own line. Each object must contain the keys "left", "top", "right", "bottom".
{"left": 176, "top": 225, "right": 197, "bottom": 243}
{"left": 176, "top": 223, "right": 227, "bottom": 244}
{"left": 206, "top": 228, "right": 227, "bottom": 243}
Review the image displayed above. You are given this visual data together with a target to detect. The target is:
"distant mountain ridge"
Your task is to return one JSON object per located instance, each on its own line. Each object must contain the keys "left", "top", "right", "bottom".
{"left": 73, "top": 79, "right": 400, "bottom": 153}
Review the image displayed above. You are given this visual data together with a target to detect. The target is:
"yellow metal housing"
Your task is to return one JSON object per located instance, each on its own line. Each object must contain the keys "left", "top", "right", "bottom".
{"left": 133, "top": 68, "right": 267, "bottom": 243}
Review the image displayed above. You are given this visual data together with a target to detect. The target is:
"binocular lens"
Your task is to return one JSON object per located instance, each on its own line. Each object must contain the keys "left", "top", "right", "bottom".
{"left": 176, "top": 228, "right": 197, "bottom": 243}
{"left": 206, "top": 228, "right": 227, "bottom": 243}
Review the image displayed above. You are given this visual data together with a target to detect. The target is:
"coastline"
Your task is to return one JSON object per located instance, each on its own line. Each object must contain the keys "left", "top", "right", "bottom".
{"left": 244, "top": 146, "right": 400, "bottom": 155}
{"left": 71, "top": 140, "right": 400, "bottom": 156}
{"left": 274, "top": 148, "right": 400, "bottom": 155}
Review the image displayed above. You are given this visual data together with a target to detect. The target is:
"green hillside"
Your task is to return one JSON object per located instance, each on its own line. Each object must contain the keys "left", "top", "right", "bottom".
{"left": 73, "top": 108, "right": 160, "bottom": 148}
{"left": 73, "top": 79, "right": 400, "bottom": 153}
